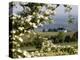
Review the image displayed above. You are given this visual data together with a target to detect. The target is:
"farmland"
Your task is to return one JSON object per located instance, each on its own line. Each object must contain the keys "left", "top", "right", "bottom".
{"left": 36, "top": 32, "right": 75, "bottom": 37}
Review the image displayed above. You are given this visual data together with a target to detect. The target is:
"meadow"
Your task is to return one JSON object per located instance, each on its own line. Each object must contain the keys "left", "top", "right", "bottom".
{"left": 17, "top": 32, "right": 78, "bottom": 57}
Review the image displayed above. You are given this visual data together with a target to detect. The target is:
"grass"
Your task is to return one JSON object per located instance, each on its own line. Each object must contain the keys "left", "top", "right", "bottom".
{"left": 55, "top": 42, "right": 78, "bottom": 46}
{"left": 21, "top": 32, "right": 77, "bottom": 49}
{"left": 36, "top": 32, "right": 75, "bottom": 37}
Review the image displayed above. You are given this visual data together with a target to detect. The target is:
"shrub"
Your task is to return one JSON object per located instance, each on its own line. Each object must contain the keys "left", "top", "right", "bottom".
{"left": 64, "top": 35, "right": 71, "bottom": 42}
{"left": 56, "top": 32, "right": 65, "bottom": 43}
{"left": 71, "top": 32, "right": 78, "bottom": 42}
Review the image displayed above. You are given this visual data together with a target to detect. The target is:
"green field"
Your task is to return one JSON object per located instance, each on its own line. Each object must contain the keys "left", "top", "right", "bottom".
{"left": 21, "top": 32, "right": 78, "bottom": 55}
{"left": 55, "top": 42, "right": 77, "bottom": 46}
{"left": 36, "top": 32, "right": 75, "bottom": 37}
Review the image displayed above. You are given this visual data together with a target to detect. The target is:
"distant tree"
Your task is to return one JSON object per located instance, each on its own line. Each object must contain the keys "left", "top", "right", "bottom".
{"left": 43, "top": 29, "right": 45, "bottom": 32}
{"left": 53, "top": 29, "right": 57, "bottom": 32}
{"left": 71, "top": 32, "right": 78, "bottom": 42}
{"left": 56, "top": 32, "right": 65, "bottom": 43}
{"left": 64, "top": 35, "right": 71, "bottom": 42}
{"left": 48, "top": 28, "right": 52, "bottom": 32}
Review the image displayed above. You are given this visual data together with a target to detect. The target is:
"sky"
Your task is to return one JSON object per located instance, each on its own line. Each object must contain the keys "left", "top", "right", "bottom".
{"left": 9, "top": 2, "right": 78, "bottom": 32}
{"left": 38, "top": 5, "right": 78, "bottom": 32}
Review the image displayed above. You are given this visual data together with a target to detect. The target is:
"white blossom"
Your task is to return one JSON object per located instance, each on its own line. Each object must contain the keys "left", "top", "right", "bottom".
{"left": 37, "top": 14, "right": 44, "bottom": 18}
{"left": 23, "top": 50, "right": 31, "bottom": 57}
{"left": 33, "top": 12, "right": 36, "bottom": 15}
{"left": 12, "top": 37, "right": 16, "bottom": 40}
{"left": 20, "top": 2, "right": 28, "bottom": 5}
{"left": 25, "top": 15, "right": 32, "bottom": 23}
{"left": 11, "top": 16, "right": 16, "bottom": 20}
{"left": 16, "top": 44, "right": 20, "bottom": 47}
{"left": 12, "top": 41, "right": 17, "bottom": 45}
{"left": 12, "top": 21, "right": 15, "bottom": 24}
{"left": 44, "top": 17, "right": 48, "bottom": 20}
{"left": 32, "top": 32, "right": 36, "bottom": 35}
{"left": 37, "top": 19, "right": 40, "bottom": 23}
{"left": 26, "top": 17, "right": 32, "bottom": 22}
{"left": 66, "top": 5, "right": 72, "bottom": 8}
{"left": 11, "top": 30, "right": 16, "bottom": 34}
{"left": 21, "top": 22, "right": 24, "bottom": 25}
{"left": 38, "top": 23, "right": 43, "bottom": 27}
{"left": 29, "top": 22, "right": 33, "bottom": 25}
{"left": 27, "top": 30, "right": 31, "bottom": 33}
{"left": 47, "top": 48, "right": 51, "bottom": 51}
{"left": 17, "top": 55, "right": 22, "bottom": 58}
{"left": 67, "top": 45, "right": 71, "bottom": 48}
{"left": 37, "top": 6, "right": 41, "bottom": 9}
{"left": 71, "top": 47, "right": 74, "bottom": 49}
{"left": 62, "top": 46, "right": 66, "bottom": 48}
{"left": 23, "top": 50, "right": 29, "bottom": 56}
{"left": 52, "top": 11, "right": 56, "bottom": 15}
{"left": 32, "top": 23, "right": 37, "bottom": 28}
{"left": 24, "top": 30, "right": 27, "bottom": 33}
{"left": 52, "top": 5, "right": 57, "bottom": 9}
{"left": 35, "top": 51, "right": 40, "bottom": 56}
{"left": 48, "top": 9, "right": 53, "bottom": 13}
{"left": 19, "top": 33, "right": 24, "bottom": 36}
{"left": 27, "top": 15, "right": 33, "bottom": 18}
{"left": 14, "top": 35, "right": 18, "bottom": 38}
{"left": 27, "top": 55, "right": 31, "bottom": 58}
{"left": 18, "top": 37, "right": 23, "bottom": 42}
{"left": 11, "top": 49, "right": 16, "bottom": 52}
{"left": 27, "top": 35, "right": 30, "bottom": 38}
{"left": 57, "top": 45, "right": 61, "bottom": 48}
{"left": 17, "top": 15, "right": 21, "bottom": 18}
{"left": 17, "top": 48, "right": 22, "bottom": 53}
{"left": 52, "top": 44, "right": 57, "bottom": 47}
{"left": 45, "top": 10, "right": 50, "bottom": 15}
{"left": 31, "top": 52, "right": 35, "bottom": 57}
{"left": 18, "top": 27, "right": 24, "bottom": 31}
{"left": 64, "top": 30, "right": 67, "bottom": 33}
{"left": 21, "top": 17, "right": 24, "bottom": 20}
{"left": 47, "top": 4, "right": 54, "bottom": 7}
{"left": 15, "top": 35, "right": 23, "bottom": 42}
{"left": 25, "top": 7, "right": 31, "bottom": 12}
{"left": 47, "top": 10, "right": 56, "bottom": 15}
